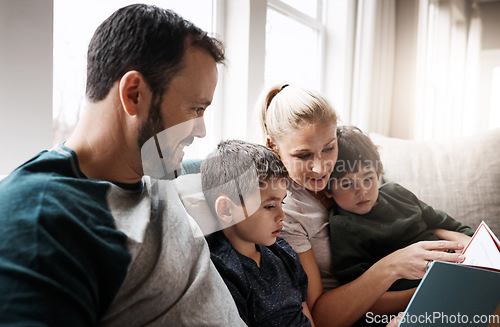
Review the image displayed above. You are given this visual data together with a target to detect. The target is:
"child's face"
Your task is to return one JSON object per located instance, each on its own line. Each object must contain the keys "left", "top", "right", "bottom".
{"left": 329, "top": 166, "right": 379, "bottom": 215}
{"left": 231, "top": 179, "right": 287, "bottom": 247}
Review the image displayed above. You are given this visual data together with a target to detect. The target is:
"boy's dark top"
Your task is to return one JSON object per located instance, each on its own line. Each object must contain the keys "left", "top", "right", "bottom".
{"left": 329, "top": 182, "right": 474, "bottom": 291}
{"left": 208, "top": 231, "right": 311, "bottom": 327}
{"left": 0, "top": 144, "right": 245, "bottom": 326}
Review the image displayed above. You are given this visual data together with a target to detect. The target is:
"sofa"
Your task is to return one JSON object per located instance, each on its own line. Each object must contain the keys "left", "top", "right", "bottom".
{"left": 370, "top": 127, "right": 500, "bottom": 237}
{"left": 173, "top": 128, "right": 500, "bottom": 241}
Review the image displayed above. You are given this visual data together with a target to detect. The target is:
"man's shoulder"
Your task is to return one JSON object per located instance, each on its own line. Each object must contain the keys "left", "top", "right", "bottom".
{"left": 1, "top": 154, "right": 109, "bottom": 207}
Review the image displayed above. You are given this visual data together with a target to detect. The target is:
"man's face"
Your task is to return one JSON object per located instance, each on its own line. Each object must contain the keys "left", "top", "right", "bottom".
{"left": 140, "top": 45, "right": 218, "bottom": 178}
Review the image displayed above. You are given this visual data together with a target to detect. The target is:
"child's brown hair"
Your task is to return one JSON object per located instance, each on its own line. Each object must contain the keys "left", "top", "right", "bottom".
{"left": 329, "top": 126, "right": 384, "bottom": 187}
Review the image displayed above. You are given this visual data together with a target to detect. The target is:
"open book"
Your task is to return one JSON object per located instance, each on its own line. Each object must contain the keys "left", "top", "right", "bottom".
{"left": 462, "top": 221, "right": 500, "bottom": 271}
{"left": 398, "top": 221, "right": 500, "bottom": 327}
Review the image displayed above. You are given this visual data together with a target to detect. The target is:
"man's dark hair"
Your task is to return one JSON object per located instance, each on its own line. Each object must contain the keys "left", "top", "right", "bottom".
{"left": 86, "top": 4, "right": 225, "bottom": 101}
{"left": 330, "top": 126, "right": 384, "bottom": 183}
{"left": 201, "top": 140, "right": 288, "bottom": 215}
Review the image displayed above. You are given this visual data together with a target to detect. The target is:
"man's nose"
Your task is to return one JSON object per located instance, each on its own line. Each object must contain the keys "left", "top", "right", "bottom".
{"left": 192, "top": 117, "right": 206, "bottom": 138}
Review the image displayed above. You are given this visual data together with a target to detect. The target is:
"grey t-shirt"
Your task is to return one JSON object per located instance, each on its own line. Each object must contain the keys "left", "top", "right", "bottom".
{"left": 99, "top": 177, "right": 246, "bottom": 326}
{"left": 281, "top": 182, "right": 340, "bottom": 292}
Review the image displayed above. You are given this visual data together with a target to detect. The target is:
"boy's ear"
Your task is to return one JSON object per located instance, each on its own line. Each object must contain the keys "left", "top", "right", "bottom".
{"left": 215, "top": 196, "right": 233, "bottom": 224}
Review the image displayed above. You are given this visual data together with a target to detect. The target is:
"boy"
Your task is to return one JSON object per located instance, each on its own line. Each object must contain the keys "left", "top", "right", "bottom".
{"left": 201, "top": 139, "right": 314, "bottom": 327}
{"left": 327, "top": 126, "right": 474, "bottom": 291}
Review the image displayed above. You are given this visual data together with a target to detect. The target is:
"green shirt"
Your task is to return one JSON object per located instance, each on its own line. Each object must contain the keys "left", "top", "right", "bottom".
{"left": 329, "top": 182, "right": 474, "bottom": 291}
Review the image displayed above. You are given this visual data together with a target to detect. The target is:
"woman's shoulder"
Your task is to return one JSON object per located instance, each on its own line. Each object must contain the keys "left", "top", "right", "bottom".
{"left": 284, "top": 182, "right": 327, "bottom": 218}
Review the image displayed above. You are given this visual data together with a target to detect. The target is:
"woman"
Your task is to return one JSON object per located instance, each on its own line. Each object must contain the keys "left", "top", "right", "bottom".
{"left": 259, "top": 84, "right": 467, "bottom": 327}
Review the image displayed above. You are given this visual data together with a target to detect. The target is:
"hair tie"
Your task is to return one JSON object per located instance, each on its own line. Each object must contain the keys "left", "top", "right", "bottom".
{"left": 280, "top": 84, "right": 289, "bottom": 91}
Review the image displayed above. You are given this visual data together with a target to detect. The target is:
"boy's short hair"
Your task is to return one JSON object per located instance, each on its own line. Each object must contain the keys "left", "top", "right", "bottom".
{"left": 329, "top": 126, "right": 384, "bottom": 184}
{"left": 201, "top": 140, "right": 288, "bottom": 215}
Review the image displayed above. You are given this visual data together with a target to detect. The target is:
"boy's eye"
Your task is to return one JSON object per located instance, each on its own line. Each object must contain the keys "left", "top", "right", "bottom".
{"left": 194, "top": 107, "right": 205, "bottom": 115}
{"left": 341, "top": 182, "right": 352, "bottom": 189}
{"left": 264, "top": 205, "right": 275, "bottom": 210}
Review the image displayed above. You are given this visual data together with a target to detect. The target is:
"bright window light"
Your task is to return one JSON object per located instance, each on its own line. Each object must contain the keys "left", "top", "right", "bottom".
{"left": 265, "top": 7, "right": 322, "bottom": 91}
{"left": 53, "top": 0, "right": 213, "bottom": 145}
{"left": 490, "top": 67, "right": 500, "bottom": 129}
{"left": 280, "top": 0, "right": 318, "bottom": 18}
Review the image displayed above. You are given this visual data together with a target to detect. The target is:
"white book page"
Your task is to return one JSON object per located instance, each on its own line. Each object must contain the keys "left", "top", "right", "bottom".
{"left": 462, "top": 221, "right": 500, "bottom": 270}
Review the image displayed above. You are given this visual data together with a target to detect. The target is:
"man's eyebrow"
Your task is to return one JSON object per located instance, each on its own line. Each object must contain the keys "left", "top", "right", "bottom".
{"left": 191, "top": 98, "right": 212, "bottom": 106}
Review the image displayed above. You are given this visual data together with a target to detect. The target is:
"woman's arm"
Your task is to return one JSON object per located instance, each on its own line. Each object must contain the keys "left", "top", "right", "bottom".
{"left": 368, "top": 288, "right": 415, "bottom": 315}
{"left": 302, "top": 240, "right": 466, "bottom": 327}
{"left": 297, "top": 250, "right": 324, "bottom": 312}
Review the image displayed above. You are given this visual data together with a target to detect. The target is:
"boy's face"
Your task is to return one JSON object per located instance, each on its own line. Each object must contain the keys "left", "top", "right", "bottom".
{"left": 230, "top": 179, "right": 287, "bottom": 247}
{"left": 329, "top": 166, "right": 379, "bottom": 215}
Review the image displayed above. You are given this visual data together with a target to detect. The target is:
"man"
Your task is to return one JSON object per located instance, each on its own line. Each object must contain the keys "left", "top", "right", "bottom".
{"left": 0, "top": 4, "right": 245, "bottom": 326}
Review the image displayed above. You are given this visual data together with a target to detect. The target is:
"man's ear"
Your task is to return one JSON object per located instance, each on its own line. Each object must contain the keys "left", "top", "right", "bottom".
{"left": 215, "top": 196, "right": 234, "bottom": 224}
{"left": 118, "top": 70, "right": 149, "bottom": 117}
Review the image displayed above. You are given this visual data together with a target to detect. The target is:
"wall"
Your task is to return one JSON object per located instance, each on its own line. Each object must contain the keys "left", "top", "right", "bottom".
{"left": 0, "top": 0, "right": 53, "bottom": 175}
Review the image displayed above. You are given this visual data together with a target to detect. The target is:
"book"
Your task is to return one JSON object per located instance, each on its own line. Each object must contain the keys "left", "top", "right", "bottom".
{"left": 397, "top": 261, "right": 500, "bottom": 327}
{"left": 397, "top": 222, "right": 500, "bottom": 327}
{"left": 462, "top": 221, "right": 500, "bottom": 271}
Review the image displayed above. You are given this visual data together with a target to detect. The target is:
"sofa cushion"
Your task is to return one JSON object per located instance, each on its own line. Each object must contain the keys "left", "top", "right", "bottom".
{"left": 370, "top": 128, "right": 500, "bottom": 236}
{"left": 172, "top": 173, "right": 220, "bottom": 236}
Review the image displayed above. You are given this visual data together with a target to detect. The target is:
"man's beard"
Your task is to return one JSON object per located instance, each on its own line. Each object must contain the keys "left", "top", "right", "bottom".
{"left": 137, "top": 97, "right": 163, "bottom": 149}
{"left": 138, "top": 96, "right": 185, "bottom": 180}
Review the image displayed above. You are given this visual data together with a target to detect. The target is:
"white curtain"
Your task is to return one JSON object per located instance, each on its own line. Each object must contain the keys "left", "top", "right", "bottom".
{"left": 349, "top": 0, "right": 395, "bottom": 135}
{"left": 463, "top": 1, "right": 483, "bottom": 135}
{"left": 414, "top": 0, "right": 482, "bottom": 140}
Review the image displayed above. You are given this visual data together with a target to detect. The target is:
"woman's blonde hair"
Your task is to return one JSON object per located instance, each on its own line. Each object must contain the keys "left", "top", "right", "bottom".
{"left": 260, "top": 84, "right": 338, "bottom": 144}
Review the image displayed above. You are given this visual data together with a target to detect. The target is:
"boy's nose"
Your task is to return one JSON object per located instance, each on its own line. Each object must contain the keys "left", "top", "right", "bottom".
{"left": 276, "top": 207, "right": 286, "bottom": 222}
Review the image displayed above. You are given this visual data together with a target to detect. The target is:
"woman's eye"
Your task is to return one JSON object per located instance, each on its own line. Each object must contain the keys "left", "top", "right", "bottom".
{"left": 264, "top": 205, "right": 275, "bottom": 210}
{"left": 323, "top": 147, "right": 335, "bottom": 153}
{"left": 295, "top": 154, "right": 311, "bottom": 160}
{"left": 194, "top": 107, "right": 205, "bottom": 115}
{"left": 341, "top": 183, "right": 352, "bottom": 189}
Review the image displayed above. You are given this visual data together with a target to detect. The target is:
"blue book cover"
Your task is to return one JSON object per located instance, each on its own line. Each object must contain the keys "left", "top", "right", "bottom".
{"left": 398, "top": 261, "right": 500, "bottom": 327}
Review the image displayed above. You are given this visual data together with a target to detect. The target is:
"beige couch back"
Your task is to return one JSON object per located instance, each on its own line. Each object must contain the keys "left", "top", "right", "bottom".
{"left": 370, "top": 128, "right": 500, "bottom": 237}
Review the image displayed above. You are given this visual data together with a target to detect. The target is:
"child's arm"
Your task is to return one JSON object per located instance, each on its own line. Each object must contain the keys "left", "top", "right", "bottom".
{"left": 302, "top": 301, "right": 315, "bottom": 327}
{"left": 430, "top": 229, "right": 471, "bottom": 253}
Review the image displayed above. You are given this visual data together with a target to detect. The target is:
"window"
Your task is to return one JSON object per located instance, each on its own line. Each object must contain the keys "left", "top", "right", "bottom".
{"left": 53, "top": 0, "right": 215, "bottom": 146}
{"left": 265, "top": 0, "right": 324, "bottom": 90}
{"left": 53, "top": 0, "right": 326, "bottom": 160}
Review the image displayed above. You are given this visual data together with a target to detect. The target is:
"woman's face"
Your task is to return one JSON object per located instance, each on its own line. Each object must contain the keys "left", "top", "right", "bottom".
{"left": 272, "top": 123, "right": 338, "bottom": 193}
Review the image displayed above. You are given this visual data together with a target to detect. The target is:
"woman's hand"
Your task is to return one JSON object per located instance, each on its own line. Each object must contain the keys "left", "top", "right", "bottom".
{"left": 386, "top": 312, "right": 404, "bottom": 327}
{"left": 380, "top": 240, "right": 465, "bottom": 280}
{"left": 430, "top": 229, "right": 472, "bottom": 253}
